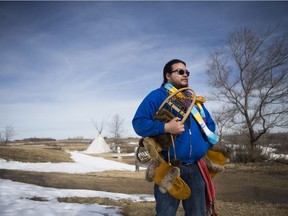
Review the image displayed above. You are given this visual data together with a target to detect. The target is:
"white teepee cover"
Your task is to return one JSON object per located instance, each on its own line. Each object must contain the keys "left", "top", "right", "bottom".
{"left": 85, "top": 133, "right": 110, "bottom": 154}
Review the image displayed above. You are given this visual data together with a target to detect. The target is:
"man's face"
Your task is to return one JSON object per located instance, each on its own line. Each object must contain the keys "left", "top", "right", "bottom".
{"left": 166, "top": 62, "right": 189, "bottom": 88}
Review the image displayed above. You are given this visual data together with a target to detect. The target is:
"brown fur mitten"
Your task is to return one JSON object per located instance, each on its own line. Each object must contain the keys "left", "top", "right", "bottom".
{"left": 203, "top": 156, "right": 225, "bottom": 173}
{"left": 153, "top": 109, "right": 176, "bottom": 150}
{"left": 210, "top": 143, "right": 232, "bottom": 159}
{"left": 159, "top": 166, "right": 180, "bottom": 193}
{"left": 153, "top": 158, "right": 191, "bottom": 200}
{"left": 142, "top": 137, "right": 162, "bottom": 159}
{"left": 204, "top": 148, "right": 229, "bottom": 178}
{"left": 145, "top": 159, "right": 160, "bottom": 182}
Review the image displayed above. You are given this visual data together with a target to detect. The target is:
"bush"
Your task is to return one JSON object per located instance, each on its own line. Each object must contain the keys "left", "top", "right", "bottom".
{"left": 273, "top": 156, "right": 288, "bottom": 165}
{"left": 273, "top": 143, "right": 288, "bottom": 154}
{"left": 231, "top": 145, "right": 270, "bottom": 163}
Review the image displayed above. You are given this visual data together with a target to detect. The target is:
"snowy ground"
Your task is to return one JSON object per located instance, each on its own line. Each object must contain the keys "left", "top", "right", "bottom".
{"left": 0, "top": 151, "right": 153, "bottom": 216}
{"left": 0, "top": 151, "right": 139, "bottom": 173}
{"left": 224, "top": 144, "right": 288, "bottom": 160}
{"left": 1, "top": 147, "right": 286, "bottom": 216}
{"left": 261, "top": 146, "right": 288, "bottom": 160}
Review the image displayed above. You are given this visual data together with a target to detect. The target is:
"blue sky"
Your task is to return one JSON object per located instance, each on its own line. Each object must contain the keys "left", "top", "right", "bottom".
{"left": 1, "top": 1, "right": 288, "bottom": 140}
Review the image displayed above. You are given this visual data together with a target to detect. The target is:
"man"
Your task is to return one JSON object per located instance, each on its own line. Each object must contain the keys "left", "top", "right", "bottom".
{"left": 132, "top": 59, "right": 217, "bottom": 216}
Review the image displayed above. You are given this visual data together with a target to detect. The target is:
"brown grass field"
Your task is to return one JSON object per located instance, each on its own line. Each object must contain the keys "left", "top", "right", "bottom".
{"left": 0, "top": 139, "right": 288, "bottom": 216}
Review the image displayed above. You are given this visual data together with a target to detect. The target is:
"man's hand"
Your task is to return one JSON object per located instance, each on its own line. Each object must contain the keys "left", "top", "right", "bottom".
{"left": 164, "top": 117, "right": 184, "bottom": 135}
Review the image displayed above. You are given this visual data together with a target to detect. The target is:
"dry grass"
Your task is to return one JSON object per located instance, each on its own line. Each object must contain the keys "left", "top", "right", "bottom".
{"left": 0, "top": 145, "right": 73, "bottom": 163}
{"left": 215, "top": 201, "right": 288, "bottom": 216}
{"left": 1, "top": 140, "right": 288, "bottom": 216}
{"left": 57, "top": 197, "right": 169, "bottom": 216}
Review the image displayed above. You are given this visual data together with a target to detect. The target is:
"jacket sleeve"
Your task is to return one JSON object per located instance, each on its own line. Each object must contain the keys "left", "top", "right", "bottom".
{"left": 132, "top": 89, "right": 166, "bottom": 137}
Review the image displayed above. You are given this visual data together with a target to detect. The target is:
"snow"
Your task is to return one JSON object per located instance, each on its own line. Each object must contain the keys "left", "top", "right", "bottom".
{"left": 2, "top": 145, "right": 286, "bottom": 215}
{"left": 0, "top": 151, "right": 153, "bottom": 216}
{"left": 261, "top": 147, "right": 288, "bottom": 160}
{"left": 0, "top": 151, "right": 138, "bottom": 173}
{"left": 225, "top": 144, "right": 288, "bottom": 160}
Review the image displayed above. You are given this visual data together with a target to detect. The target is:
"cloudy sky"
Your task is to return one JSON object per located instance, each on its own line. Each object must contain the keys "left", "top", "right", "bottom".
{"left": 1, "top": 1, "right": 288, "bottom": 140}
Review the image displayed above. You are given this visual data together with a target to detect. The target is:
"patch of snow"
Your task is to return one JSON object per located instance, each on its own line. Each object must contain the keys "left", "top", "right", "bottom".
{"left": 0, "top": 179, "right": 154, "bottom": 216}
{"left": 0, "top": 151, "right": 143, "bottom": 174}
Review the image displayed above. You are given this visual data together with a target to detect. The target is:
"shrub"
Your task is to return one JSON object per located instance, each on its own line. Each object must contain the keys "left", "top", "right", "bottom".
{"left": 231, "top": 145, "right": 270, "bottom": 163}
{"left": 273, "top": 143, "right": 288, "bottom": 154}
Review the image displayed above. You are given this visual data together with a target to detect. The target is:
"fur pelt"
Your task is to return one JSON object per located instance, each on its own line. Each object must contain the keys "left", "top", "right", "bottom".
{"left": 142, "top": 136, "right": 180, "bottom": 193}
{"left": 204, "top": 143, "right": 232, "bottom": 174}
{"left": 210, "top": 143, "right": 232, "bottom": 159}
{"left": 142, "top": 137, "right": 162, "bottom": 160}
{"left": 140, "top": 136, "right": 231, "bottom": 179}
{"left": 152, "top": 133, "right": 174, "bottom": 151}
{"left": 153, "top": 109, "right": 177, "bottom": 151}
{"left": 138, "top": 130, "right": 232, "bottom": 184}
{"left": 159, "top": 166, "right": 180, "bottom": 193}
{"left": 145, "top": 157, "right": 181, "bottom": 194}
{"left": 203, "top": 156, "right": 225, "bottom": 173}
{"left": 145, "top": 159, "right": 160, "bottom": 182}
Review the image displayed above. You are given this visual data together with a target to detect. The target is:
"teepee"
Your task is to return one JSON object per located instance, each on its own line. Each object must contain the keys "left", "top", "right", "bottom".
{"left": 85, "top": 133, "right": 110, "bottom": 154}
{"left": 85, "top": 119, "right": 111, "bottom": 154}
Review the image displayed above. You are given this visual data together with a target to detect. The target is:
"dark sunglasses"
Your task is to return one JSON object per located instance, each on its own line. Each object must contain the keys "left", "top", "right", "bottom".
{"left": 171, "top": 68, "right": 190, "bottom": 76}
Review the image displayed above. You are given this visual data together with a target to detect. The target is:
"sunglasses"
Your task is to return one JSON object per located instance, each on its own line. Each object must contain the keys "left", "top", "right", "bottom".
{"left": 171, "top": 68, "right": 190, "bottom": 77}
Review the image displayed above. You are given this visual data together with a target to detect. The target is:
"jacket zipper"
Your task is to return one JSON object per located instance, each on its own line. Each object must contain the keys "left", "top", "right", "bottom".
{"left": 188, "top": 128, "right": 192, "bottom": 157}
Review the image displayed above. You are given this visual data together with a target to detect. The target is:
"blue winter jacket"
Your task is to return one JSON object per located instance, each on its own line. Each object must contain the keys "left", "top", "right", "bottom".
{"left": 132, "top": 86, "right": 216, "bottom": 163}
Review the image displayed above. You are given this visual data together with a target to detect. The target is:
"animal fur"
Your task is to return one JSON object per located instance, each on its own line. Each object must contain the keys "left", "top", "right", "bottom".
{"left": 145, "top": 159, "right": 160, "bottom": 182}
{"left": 152, "top": 133, "right": 174, "bottom": 151}
{"left": 153, "top": 109, "right": 177, "bottom": 151}
{"left": 159, "top": 166, "right": 180, "bottom": 193}
{"left": 203, "top": 156, "right": 225, "bottom": 173}
{"left": 203, "top": 143, "right": 232, "bottom": 174}
{"left": 144, "top": 155, "right": 181, "bottom": 194}
{"left": 210, "top": 143, "right": 232, "bottom": 158}
{"left": 142, "top": 137, "right": 162, "bottom": 159}
{"left": 139, "top": 130, "right": 232, "bottom": 187}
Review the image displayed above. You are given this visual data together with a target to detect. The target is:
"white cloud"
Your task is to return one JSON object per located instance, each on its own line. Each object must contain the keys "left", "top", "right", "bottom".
{"left": 1, "top": 1, "right": 287, "bottom": 139}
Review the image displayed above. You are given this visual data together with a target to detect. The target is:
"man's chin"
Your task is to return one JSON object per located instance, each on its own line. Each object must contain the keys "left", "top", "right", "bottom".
{"left": 181, "top": 83, "right": 189, "bottom": 88}
{"left": 175, "top": 84, "right": 188, "bottom": 89}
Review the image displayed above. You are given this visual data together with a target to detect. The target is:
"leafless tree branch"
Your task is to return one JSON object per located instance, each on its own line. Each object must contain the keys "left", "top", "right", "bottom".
{"left": 207, "top": 25, "right": 288, "bottom": 149}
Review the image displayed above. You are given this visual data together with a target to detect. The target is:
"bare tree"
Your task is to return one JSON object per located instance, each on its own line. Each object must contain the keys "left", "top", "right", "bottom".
{"left": 109, "top": 113, "right": 125, "bottom": 139}
{"left": 91, "top": 118, "right": 107, "bottom": 135}
{"left": 4, "top": 125, "right": 17, "bottom": 144}
{"left": 0, "top": 131, "right": 3, "bottom": 144}
{"left": 207, "top": 26, "right": 288, "bottom": 150}
{"left": 211, "top": 106, "right": 237, "bottom": 141}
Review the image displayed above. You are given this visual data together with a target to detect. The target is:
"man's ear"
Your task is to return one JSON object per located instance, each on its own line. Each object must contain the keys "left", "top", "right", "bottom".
{"left": 166, "top": 73, "right": 171, "bottom": 82}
